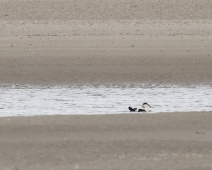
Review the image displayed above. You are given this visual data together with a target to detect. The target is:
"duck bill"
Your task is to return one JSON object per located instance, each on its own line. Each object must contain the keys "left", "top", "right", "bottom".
{"left": 147, "top": 104, "right": 152, "bottom": 108}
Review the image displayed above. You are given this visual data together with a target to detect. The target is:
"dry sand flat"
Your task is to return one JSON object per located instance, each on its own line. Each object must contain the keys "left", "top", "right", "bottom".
{"left": 0, "top": 0, "right": 212, "bottom": 86}
{"left": 0, "top": 0, "right": 212, "bottom": 21}
{"left": 0, "top": 35, "right": 212, "bottom": 85}
{"left": 0, "top": 112, "right": 212, "bottom": 170}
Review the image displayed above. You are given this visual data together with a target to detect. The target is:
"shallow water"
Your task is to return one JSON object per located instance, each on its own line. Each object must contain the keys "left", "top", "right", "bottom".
{"left": 0, "top": 84, "right": 212, "bottom": 116}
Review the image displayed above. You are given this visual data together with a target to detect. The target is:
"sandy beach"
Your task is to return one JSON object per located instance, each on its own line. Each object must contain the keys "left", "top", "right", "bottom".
{"left": 0, "top": 112, "right": 212, "bottom": 170}
{"left": 1, "top": 35, "right": 212, "bottom": 86}
{"left": 0, "top": 0, "right": 212, "bottom": 86}
{"left": 1, "top": 0, "right": 212, "bottom": 169}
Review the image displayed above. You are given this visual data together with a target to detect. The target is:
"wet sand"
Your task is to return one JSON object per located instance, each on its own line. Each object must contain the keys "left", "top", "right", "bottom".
{"left": 1, "top": 0, "right": 212, "bottom": 169}
{"left": 0, "top": 112, "right": 212, "bottom": 170}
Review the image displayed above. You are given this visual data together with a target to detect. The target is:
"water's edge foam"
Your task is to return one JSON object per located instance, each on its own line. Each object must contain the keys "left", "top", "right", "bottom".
{"left": 0, "top": 84, "right": 212, "bottom": 117}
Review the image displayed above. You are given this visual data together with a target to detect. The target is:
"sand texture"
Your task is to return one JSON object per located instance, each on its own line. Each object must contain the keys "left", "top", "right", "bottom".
{"left": 0, "top": 112, "right": 212, "bottom": 170}
{"left": 1, "top": 36, "right": 212, "bottom": 86}
{"left": 1, "top": 0, "right": 212, "bottom": 21}
{"left": 0, "top": 0, "right": 212, "bottom": 86}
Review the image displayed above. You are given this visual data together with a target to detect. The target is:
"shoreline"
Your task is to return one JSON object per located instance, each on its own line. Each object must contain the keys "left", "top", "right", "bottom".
{"left": 0, "top": 110, "right": 211, "bottom": 117}
{"left": 1, "top": 82, "right": 212, "bottom": 87}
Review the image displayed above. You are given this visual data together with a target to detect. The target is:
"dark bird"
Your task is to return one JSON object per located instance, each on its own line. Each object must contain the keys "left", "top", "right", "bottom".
{"left": 138, "top": 108, "right": 146, "bottom": 112}
{"left": 128, "top": 106, "right": 137, "bottom": 112}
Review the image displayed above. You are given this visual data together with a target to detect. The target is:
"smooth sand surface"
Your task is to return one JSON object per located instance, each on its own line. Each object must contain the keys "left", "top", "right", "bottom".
{"left": 0, "top": 112, "right": 212, "bottom": 170}
{"left": 1, "top": 35, "right": 212, "bottom": 86}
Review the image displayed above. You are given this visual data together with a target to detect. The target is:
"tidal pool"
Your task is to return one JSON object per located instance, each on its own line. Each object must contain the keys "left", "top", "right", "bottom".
{"left": 0, "top": 84, "right": 212, "bottom": 116}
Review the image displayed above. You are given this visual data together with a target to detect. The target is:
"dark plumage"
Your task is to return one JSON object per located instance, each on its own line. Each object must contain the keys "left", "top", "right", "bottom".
{"left": 138, "top": 108, "right": 146, "bottom": 112}
{"left": 128, "top": 106, "right": 137, "bottom": 112}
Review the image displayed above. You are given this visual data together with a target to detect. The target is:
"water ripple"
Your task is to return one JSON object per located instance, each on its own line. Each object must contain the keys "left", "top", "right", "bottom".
{"left": 0, "top": 84, "right": 212, "bottom": 116}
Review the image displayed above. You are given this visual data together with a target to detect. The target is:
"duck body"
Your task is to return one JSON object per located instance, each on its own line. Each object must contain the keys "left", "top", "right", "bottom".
{"left": 128, "top": 106, "right": 137, "bottom": 112}
{"left": 138, "top": 108, "right": 146, "bottom": 112}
